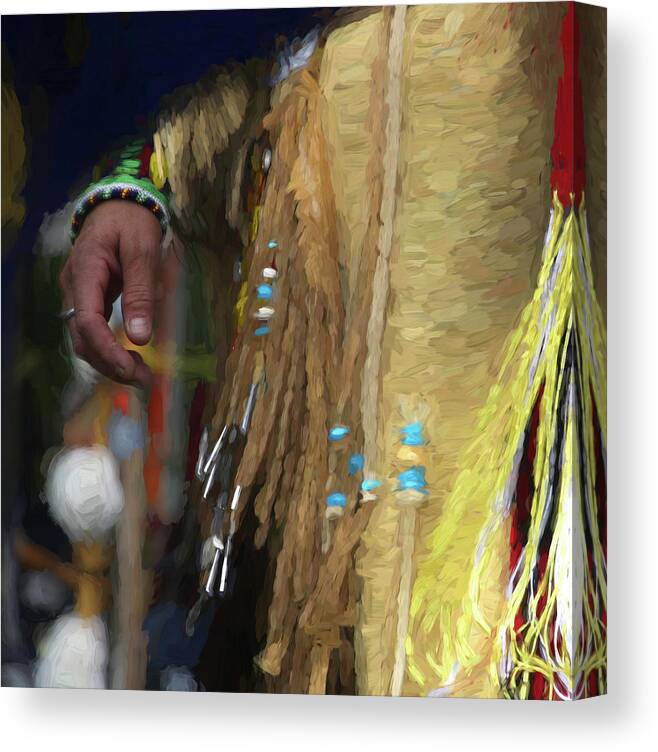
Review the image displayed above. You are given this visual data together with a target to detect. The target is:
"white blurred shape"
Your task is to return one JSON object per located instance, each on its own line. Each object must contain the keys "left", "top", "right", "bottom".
{"left": 45, "top": 445, "right": 124, "bottom": 543}
{"left": 35, "top": 201, "right": 75, "bottom": 257}
{"left": 34, "top": 613, "right": 109, "bottom": 689}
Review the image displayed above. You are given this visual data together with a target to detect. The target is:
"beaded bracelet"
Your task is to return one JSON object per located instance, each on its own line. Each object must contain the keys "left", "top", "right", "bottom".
{"left": 70, "top": 139, "right": 170, "bottom": 242}
{"left": 70, "top": 175, "right": 170, "bottom": 241}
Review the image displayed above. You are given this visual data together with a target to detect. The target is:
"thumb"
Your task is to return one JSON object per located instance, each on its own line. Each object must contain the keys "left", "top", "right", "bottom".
{"left": 121, "top": 237, "right": 158, "bottom": 346}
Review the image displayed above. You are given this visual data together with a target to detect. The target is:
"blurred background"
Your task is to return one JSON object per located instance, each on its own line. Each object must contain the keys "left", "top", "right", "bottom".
{"left": 1, "top": 7, "right": 322, "bottom": 688}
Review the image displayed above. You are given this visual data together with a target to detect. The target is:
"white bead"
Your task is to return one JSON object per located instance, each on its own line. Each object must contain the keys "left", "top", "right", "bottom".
{"left": 254, "top": 306, "right": 275, "bottom": 321}
{"left": 34, "top": 613, "right": 109, "bottom": 689}
{"left": 45, "top": 445, "right": 124, "bottom": 542}
{"left": 361, "top": 492, "right": 378, "bottom": 503}
{"left": 262, "top": 267, "right": 277, "bottom": 279}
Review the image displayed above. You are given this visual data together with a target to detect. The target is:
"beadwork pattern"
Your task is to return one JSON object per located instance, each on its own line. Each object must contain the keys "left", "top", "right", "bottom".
{"left": 70, "top": 177, "right": 170, "bottom": 241}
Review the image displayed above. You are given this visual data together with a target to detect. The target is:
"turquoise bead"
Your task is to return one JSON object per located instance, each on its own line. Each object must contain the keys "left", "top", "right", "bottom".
{"left": 328, "top": 425, "right": 350, "bottom": 441}
{"left": 326, "top": 492, "right": 347, "bottom": 508}
{"left": 257, "top": 284, "right": 273, "bottom": 300}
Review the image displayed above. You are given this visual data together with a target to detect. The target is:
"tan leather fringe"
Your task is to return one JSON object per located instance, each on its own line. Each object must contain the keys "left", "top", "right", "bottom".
{"left": 189, "top": 7, "right": 405, "bottom": 692}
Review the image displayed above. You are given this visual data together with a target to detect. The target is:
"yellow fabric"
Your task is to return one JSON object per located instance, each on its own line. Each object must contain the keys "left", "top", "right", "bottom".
{"left": 149, "top": 149, "right": 168, "bottom": 191}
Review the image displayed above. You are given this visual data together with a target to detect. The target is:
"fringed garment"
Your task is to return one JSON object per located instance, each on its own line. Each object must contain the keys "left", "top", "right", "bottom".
{"left": 150, "top": 1, "right": 605, "bottom": 697}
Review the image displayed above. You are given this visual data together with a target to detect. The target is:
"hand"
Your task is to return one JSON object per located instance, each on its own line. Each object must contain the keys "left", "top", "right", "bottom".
{"left": 59, "top": 200, "right": 162, "bottom": 389}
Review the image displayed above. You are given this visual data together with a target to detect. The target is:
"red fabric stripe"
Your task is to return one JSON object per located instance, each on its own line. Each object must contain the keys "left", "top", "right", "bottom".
{"left": 139, "top": 143, "right": 154, "bottom": 179}
{"left": 509, "top": 384, "right": 544, "bottom": 574}
{"left": 550, "top": 2, "right": 586, "bottom": 207}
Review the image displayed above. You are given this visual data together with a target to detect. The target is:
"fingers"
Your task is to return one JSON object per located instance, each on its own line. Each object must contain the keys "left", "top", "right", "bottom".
{"left": 120, "top": 221, "right": 161, "bottom": 346}
{"left": 127, "top": 350, "right": 153, "bottom": 391}
{"left": 61, "top": 241, "right": 147, "bottom": 388}
{"left": 82, "top": 347, "right": 152, "bottom": 394}
{"left": 72, "top": 249, "right": 142, "bottom": 385}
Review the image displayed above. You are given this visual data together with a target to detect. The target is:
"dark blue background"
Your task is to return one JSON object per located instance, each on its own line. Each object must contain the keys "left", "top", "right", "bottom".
{"left": 2, "top": 8, "right": 323, "bottom": 261}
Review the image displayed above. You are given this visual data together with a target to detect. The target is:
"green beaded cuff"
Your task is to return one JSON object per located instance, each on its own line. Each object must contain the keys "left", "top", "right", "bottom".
{"left": 70, "top": 175, "right": 170, "bottom": 241}
{"left": 70, "top": 138, "right": 170, "bottom": 242}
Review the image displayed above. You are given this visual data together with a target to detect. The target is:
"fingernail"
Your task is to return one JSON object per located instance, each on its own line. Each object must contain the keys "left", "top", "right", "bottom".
{"left": 128, "top": 317, "right": 150, "bottom": 339}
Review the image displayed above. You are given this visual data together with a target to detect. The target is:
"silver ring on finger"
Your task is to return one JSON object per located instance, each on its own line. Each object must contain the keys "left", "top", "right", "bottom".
{"left": 59, "top": 307, "right": 76, "bottom": 322}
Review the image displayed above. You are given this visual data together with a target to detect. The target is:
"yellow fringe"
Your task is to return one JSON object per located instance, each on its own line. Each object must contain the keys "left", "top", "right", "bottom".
{"left": 407, "top": 194, "right": 607, "bottom": 698}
